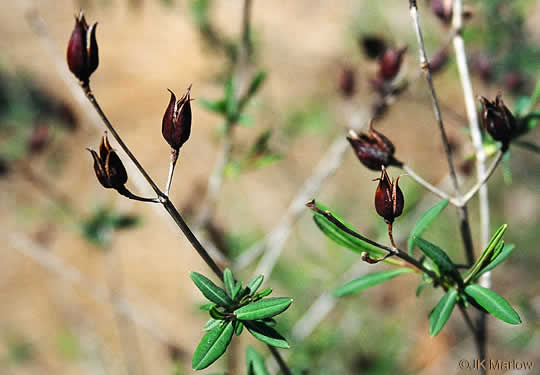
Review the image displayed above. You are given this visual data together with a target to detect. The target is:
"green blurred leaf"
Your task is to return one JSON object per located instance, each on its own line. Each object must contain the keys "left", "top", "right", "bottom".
{"left": 333, "top": 268, "right": 413, "bottom": 297}
{"left": 408, "top": 199, "right": 449, "bottom": 255}
{"left": 200, "top": 303, "right": 215, "bottom": 311}
{"left": 199, "top": 98, "right": 227, "bottom": 115}
{"left": 245, "top": 321, "right": 289, "bottom": 348}
{"left": 234, "top": 297, "right": 292, "bottom": 321}
{"left": 464, "top": 285, "right": 521, "bottom": 325}
{"left": 254, "top": 288, "right": 272, "bottom": 299}
{"left": 429, "top": 289, "right": 458, "bottom": 336}
{"left": 190, "top": 272, "right": 233, "bottom": 308}
{"left": 224, "top": 78, "right": 238, "bottom": 119}
{"left": 311, "top": 201, "right": 386, "bottom": 259}
{"left": 416, "top": 280, "right": 431, "bottom": 297}
{"left": 246, "top": 346, "right": 270, "bottom": 375}
{"left": 414, "top": 237, "right": 459, "bottom": 279}
{"left": 246, "top": 71, "right": 267, "bottom": 99}
{"left": 192, "top": 321, "right": 234, "bottom": 370}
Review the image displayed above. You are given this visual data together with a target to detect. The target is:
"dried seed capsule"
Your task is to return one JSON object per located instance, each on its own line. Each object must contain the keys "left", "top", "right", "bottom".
{"left": 162, "top": 86, "right": 192, "bottom": 151}
{"left": 374, "top": 167, "right": 404, "bottom": 224}
{"left": 338, "top": 67, "right": 356, "bottom": 98}
{"left": 347, "top": 123, "right": 402, "bottom": 171}
{"left": 378, "top": 46, "right": 407, "bottom": 81}
{"left": 67, "top": 10, "right": 99, "bottom": 86}
{"left": 359, "top": 35, "right": 387, "bottom": 60}
{"left": 478, "top": 94, "right": 517, "bottom": 151}
{"left": 87, "top": 134, "right": 127, "bottom": 190}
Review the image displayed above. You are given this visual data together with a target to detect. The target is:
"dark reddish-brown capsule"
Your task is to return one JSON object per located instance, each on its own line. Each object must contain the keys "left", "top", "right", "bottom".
{"left": 378, "top": 46, "right": 407, "bottom": 81}
{"left": 374, "top": 167, "right": 404, "bottom": 224}
{"left": 87, "top": 134, "right": 127, "bottom": 190}
{"left": 478, "top": 94, "right": 517, "bottom": 151}
{"left": 338, "top": 67, "right": 356, "bottom": 98}
{"left": 67, "top": 10, "right": 99, "bottom": 86}
{"left": 432, "top": 0, "right": 453, "bottom": 24}
{"left": 347, "top": 123, "right": 402, "bottom": 171}
{"left": 162, "top": 86, "right": 192, "bottom": 151}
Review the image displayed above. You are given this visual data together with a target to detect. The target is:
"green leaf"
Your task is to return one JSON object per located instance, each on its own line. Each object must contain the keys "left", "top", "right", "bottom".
{"left": 408, "top": 199, "right": 449, "bottom": 255}
{"left": 463, "top": 224, "right": 507, "bottom": 284}
{"left": 414, "top": 237, "right": 459, "bottom": 279}
{"left": 245, "top": 321, "right": 289, "bottom": 349}
{"left": 247, "top": 275, "right": 264, "bottom": 295}
{"left": 416, "top": 280, "right": 431, "bottom": 297}
{"left": 192, "top": 321, "right": 234, "bottom": 370}
{"left": 253, "top": 288, "right": 272, "bottom": 299}
{"left": 204, "top": 319, "right": 221, "bottom": 331}
{"left": 429, "top": 289, "right": 458, "bottom": 336}
{"left": 464, "top": 285, "right": 521, "bottom": 325}
{"left": 190, "top": 272, "right": 233, "bottom": 308}
{"left": 224, "top": 78, "right": 238, "bottom": 119}
{"left": 223, "top": 268, "right": 235, "bottom": 298}
{"left": 232, "top": 282, "right": 242, "bottom": 300}
{"left": 199, "top": 98, "right": 227, "bottom": 115}
{"left": 246, "top": 346, "right": 270, "bottom": 375}
{"left": 311, "top": 201, "right": 386, "bottom": 258}
{"left": 200, "top": 303, "right": 215, "bottom": 311}
{"left": 234, "top": 321, "right": 244, "bottom": 336}
{"left": 333, "top": 269, "right": 413, "bottom": 297}
{"left": 475, "top": 244, "right": 516, "bottom": 280}
{"left": 246, "top": 71, "right": 267, "bottom": 99}
{"left": 234, "top": 297, "right": 292, "bottom": 321}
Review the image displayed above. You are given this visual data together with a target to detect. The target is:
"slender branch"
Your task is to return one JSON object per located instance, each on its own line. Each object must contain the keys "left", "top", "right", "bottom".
{"left": 241, "top": 0, "right": 253, "bottom": 60}
{"left": 514, "top": 140, "right": 540, "bottom": 154}
{"left": 459, "top": 150, "right": 503, "bottom": 206}
{"left": 306, "top": 200, "right": 440, "bottom": 281}
{"left": 402, "top": 164, "right": 453, "bottom": 202}
{"left": 164, "top": 149, "right": 179, "bottom": 197}
{"left": 117, "top": 186, "right": 160, "bottom": 203}
{"left": 408, "top": 1, "right": 461, "bottom": 195}
{"left": 408, "top": 0, "right": 475, "bottom": 266}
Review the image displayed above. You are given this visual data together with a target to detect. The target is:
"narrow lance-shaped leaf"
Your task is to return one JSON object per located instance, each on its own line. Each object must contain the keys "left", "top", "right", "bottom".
{"left": 192, "top": 321, "right": 234, "bottom": 370}
{"left": 247, "top": 275, "right": 264, "bottom": 295}
{"left": 463, "top": 224, "right": 507, "bottom": 284}
{"left": 246, "top": 71, "right": 267, "bottom": 99}
{"left": 408, "top": 199, "right": 449, "bottom": 255}
{"left": 474, "top": 244, "right": 516, "bottom": 280}
{"left": 204, "top": 318, "right": 221, "bottom": 331}
{"left": 245, "top": 321, "right": 289, "bottom": 349}
{"left": 190, "top": 272, "right": 234, "bottom": 308}
{"left": 234, "top": 297, "right": 293, "bottom": 321}
{"left": 414, "top": 237, "right": 460, "bottom": 280}
{"left": 334, "top": 268, "right": 413, "bottom": 297}
{"left": 429, "top": 289, "right": 458, "bottom": 336}
{"left": 246, "top": 346, "right": 270, "bottom": 375}
{"left": 199, "top": 98, "right": 227, "bottom": 115}
{"left": 464, "top": 284, "right": 521, "bottom": 325}
{"left": 223, "top": 268, "right": 236, "bottom": 298}
{"left": 310, "top": 201, "right": 388, "bottom": 259}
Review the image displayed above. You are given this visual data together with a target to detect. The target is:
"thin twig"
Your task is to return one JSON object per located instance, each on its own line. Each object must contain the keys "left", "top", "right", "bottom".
{"left": 408, "top": 0, "right": 475, "bottom": 266}
{"left": 402, "top": 164, "right": 452, "bottom": 202}
{"left": 460, "top": 150, "right": 503, "bottom": 206}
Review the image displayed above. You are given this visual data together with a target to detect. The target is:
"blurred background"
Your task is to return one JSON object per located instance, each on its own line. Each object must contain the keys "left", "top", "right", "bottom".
{"left": 1, "top": 0, "right": 539, "bottom": 374}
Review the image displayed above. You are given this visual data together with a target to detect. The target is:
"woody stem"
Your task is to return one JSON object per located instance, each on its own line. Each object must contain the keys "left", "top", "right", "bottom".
{"left": 116, "top": 187, "right": 160, "bottom": 203}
